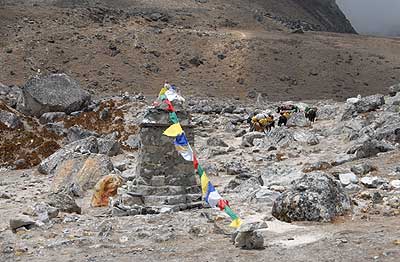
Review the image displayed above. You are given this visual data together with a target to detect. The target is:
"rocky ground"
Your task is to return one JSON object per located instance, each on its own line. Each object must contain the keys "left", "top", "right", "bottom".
{"left": 1, "top": 73, "right": 400, "bottom": 261}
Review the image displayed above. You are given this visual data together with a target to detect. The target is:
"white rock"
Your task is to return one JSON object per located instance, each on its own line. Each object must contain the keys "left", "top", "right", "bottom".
{"left": 360, "top": 176, "right": 387, "bottom": 188}
{"left": 339, "top": 173, "right": 358, "bottom": 186}
{"left": 390, "top": 180, "right": 400, "bottom": 189}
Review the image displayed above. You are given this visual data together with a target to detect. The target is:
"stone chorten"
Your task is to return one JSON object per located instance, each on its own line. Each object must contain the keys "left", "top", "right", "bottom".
{"left": 127, "top": 102, "right": 201, "bottom": 211}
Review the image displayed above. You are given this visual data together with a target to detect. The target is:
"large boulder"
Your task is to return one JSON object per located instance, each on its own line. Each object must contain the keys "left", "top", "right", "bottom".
{"left": 272, "top": 172, "right": 351, "bottom": 222}
{"left": 51, "top": 154, "right": 114, "bottom": 196}
{"left": 38, "top": 136, "right": 99, "bottom": 175}
{"left": 17, "top": 74, "right": 91, "bottom": 117}
{"left": 38, "top": 136, "right": 119, "bottom": 175}
{"left": 341, "top": 94, "right": 385, "bottom": 120}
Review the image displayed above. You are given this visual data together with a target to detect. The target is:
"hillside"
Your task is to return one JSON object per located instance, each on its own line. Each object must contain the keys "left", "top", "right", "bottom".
{"left": 0, "top": 0, "right": 399, "bottom": 101}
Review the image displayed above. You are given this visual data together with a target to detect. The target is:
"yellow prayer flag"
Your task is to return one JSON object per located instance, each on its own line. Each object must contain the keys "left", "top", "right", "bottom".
{"left": 163, "top": 123, "right": 183, "bottom": 137}
{"left": 200, "top": 172, "right": 209, "bottom": 196}
{"left": 229, "top": 218, "right": 242, "bottom": 228}
{"left": 159, "top": 87, "right": 168, "bottom": 97}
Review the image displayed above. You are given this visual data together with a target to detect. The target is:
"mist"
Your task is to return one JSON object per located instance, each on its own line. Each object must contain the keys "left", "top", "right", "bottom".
{"left": 336, "top": 0, "right": 400, "bottom": 36}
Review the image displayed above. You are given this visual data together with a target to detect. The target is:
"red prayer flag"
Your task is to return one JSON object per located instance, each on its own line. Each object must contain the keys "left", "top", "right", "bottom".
{"left": 164, "top": 99, "right": 175, "bottom": 112}
{"left": 193, "top": 155, "right": 199, "bottom": 170}
{"left": 217, "top": 199, "right": 230, "bottom": 211}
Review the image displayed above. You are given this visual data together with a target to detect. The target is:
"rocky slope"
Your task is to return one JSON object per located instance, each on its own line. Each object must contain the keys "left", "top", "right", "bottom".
{"left": 1, "top": 0, "right": 399, "bottom": 101}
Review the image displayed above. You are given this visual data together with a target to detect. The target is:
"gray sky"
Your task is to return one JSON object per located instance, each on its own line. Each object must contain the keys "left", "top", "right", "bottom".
{"left": 336, "top": 0, "right": 400, "bottom": 36}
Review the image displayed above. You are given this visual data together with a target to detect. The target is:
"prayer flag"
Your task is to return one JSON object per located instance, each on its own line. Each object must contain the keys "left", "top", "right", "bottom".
{"left": 229, "top": 218, "right": 242, "bottom": 228}
{"left": 165, "top": 89, "right": 185, "bottom": 102}
{"left": 169, "top": 112, "right": 179, "bottom": 124}
{"left": 205, "top": 182, "right": 222, "bottom": 208}
{"left": 159, "top": 87, "right": 168, "bottom": 97}
{"left": 163, "top": 123, "right": 183, "bottom": 137}
{"left": 175, "top": 144, "right": 194, "bottom": 161}
{"left": 200, "top": 172, "right": 209, "bottom": 195}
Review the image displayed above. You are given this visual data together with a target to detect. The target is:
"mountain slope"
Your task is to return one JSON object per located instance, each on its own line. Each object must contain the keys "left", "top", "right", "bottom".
{"left": 1, "top": 0, "right": 399, "bottom": 101}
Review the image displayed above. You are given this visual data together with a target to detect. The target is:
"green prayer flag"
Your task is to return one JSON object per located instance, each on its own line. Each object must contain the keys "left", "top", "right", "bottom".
{"left": 224, "top": 206, "right": 238, "bottom": 220}
{"left": 197, "top": 165, "right": 204, "bottom": 177}
{"left": 169, "top": 112, "right": 179, "bottom": 124}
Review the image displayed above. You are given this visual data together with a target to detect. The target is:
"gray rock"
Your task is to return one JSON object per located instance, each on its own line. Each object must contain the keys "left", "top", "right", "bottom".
{"left": 113, "top": 159, "right": 129, "bottom": 172}
{"left": 44, "top": 122, "right": 65, "bottom": 136}
{"left": 10, "top": 215, "right": 36, "bottom": 232}
{"left": 233, "top": 229, "right": 264, "bottom": 250}
{"left": 0, "top": 109, "right": 22, "bottom": 129}
{"left": 38, "top": 137, "right": 99, "bottom": 175}
{"left": 339, "top": 173, "right": 358, "bottom": 186}
{"left": 233, "top": 177, "right": 262, "bottom": 199}
{"left": 17, "top": 74, "right": 91, "bottom": 117}
{"left": 206, "top": 137, "right": 228, "bottom": 147}
{"left": 350, "top": 163, "right": 373, "bottom": 175}
{"left": 360, "top": 176, "right": 388, "bottom": 188}
{"left": 33, "top": 202, "right": 59, "bottom": 222}
{"left": 235, "top": 129, "right": 247, "bottom": 137}
{"left": 317, "top": 104, "right": 340, "bottom": 120}
{"left": 125, "top": 135, "right": 141, "bottom": 149}
{"left": 344, "top": 183, "right": 362, "bottom": 193}
{"left": 373, "top": 112, "right": 400, "bottom": 143}
{"left": 46, "top": 193, "right": 82, "bottom": 214}
{"left": 39, "top": 112, "right": 66, "bottom": 124}
{"left": 0, "top": 84, "right": 21, "bottom": 108}
{"left": 272, "top": 172, "right": 351, "bottom": 222}
{"left": 388, "top": 82, "right": 400, "bottom": 96}
{"left": 252, "top": 187, "right": 281, "bottom": 203}
{"left": 287, "top": 112, "right": 309, "bottom": 127}
{"left": 66, "top": 126, "right": 98, "bottom": 143}
{"left": 97, "top": 138, "right": 120, "bottom": 156}
{"left": 264, "top": 127, "right": 295, "bottom": 147}
{"left": 307, "top": 134, "right": 320, "bottom": 145}
{"left": 99, "top": 107, "right": 110, "bottom": 120}
{"left": 242, "top": 132, "right": 266, "bottom": 147}
{"left": 351, "top": 139, "right": 394, "bottom": 159}
{"left": 224, "top": 161, "right": 249, "bottom": 176}
{"left": 341, "top": 94, "right": 385, "bottom": 120}
{"left": 121, "top": 169, "right": 136, "bottom": 181}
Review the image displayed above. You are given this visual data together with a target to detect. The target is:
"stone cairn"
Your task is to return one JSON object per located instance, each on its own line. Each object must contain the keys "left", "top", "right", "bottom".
{"left": 111, "top": 103, "right": 202, "bottom": 216}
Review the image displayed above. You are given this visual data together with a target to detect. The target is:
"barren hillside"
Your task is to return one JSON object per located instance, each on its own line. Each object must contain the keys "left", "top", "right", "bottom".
{"left": 1, "top": 0, "right": 399, "bottom": 101}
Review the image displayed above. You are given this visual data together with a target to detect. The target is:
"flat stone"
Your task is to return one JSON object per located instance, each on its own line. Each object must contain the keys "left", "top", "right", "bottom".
{"left": 10, "top": 215, "right": 36, "bottom": 232}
